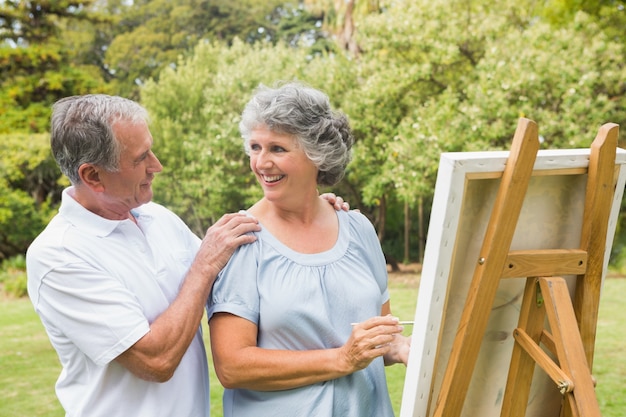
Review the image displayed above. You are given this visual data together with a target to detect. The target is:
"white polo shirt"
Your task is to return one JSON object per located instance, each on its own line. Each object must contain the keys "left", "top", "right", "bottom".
{"left": 27, "top": 187, "right": 209, "bottom": 417}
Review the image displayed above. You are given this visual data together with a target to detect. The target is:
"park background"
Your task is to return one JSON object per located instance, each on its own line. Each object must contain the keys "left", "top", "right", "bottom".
{"left": 1, "top": 0, "right": 625, "bottom": 415}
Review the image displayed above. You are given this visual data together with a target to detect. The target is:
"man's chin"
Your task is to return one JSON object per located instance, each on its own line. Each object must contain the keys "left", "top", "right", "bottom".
{"left": 137, "top": 188, "right": 154, "bottom": 205}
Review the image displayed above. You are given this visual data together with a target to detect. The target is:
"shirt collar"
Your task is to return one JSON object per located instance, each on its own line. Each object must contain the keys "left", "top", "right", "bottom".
{"left": 58, "top": 187, "right": 154, "bottom": 237}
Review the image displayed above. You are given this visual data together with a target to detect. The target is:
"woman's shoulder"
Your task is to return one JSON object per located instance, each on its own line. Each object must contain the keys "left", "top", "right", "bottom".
{"left": 340, "top": 210, "right": 378, "bottom": 245}
{"left": 344, "top": 209, "right": 374, "bottom": 228}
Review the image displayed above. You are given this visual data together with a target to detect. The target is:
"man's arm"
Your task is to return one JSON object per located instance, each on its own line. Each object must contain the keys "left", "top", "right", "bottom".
{"left": 115, "top": 213, "right": 260, "bottom": 381}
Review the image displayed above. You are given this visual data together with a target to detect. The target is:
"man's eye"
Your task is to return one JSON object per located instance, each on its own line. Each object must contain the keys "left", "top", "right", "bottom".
{"left": 134, "top": 153, "right": 148, "bottom": 165}
{"left": 250, "top": 144, "right": 261, "bottom": 151}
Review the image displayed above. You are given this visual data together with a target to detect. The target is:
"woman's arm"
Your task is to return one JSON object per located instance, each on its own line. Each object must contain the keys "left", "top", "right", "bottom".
{"left": 209, "top": 312, "right": 403, "bottom": 391}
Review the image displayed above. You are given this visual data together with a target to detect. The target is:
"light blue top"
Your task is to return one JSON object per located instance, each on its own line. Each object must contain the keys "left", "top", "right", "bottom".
{"left": 207, "top": 210, "right": 394, "bottom": 417}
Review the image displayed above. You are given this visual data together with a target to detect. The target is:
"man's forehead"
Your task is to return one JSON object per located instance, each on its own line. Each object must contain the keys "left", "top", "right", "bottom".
{"left": 113, "top": 120, "right": 152, "bottom": 151}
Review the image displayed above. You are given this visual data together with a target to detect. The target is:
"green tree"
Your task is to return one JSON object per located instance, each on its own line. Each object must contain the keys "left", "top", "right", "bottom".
{"left": 303, "top": 0, "right": 383, "bottom": 55}
{"left": 352, "top": 0, "right": 626, "bottom": 261}
{"left": 0, "top": 133, "right": 62, "bottom": 260}
{"left": 104, "top": 0, "right": 330, "bottom": 99}
{"left": 541, "top": 0, "right": 626, "bottom": 43}
{"left": 0, "top": 1, "right": 107, "bottom": 257}
{"left": 334, "top": 0, "right": 497, "bottom": 250}
{"left": 140, "top": 0, "right": 626, "bottom": 264}
{"left": 0, "top": 0, "right": 109, "bottom": 133}
{"left": 6, "top": 0, "right": 624, "bottom": 266}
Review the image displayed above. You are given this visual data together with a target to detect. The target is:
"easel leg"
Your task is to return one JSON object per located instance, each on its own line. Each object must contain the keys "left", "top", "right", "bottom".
{"left": 575, "top": 123, "right": 619, "bottom": 367}
{"left": 541, "top": 277, "right": 601, "bottom": 417}
{"left": 433, "top": 118, "right": 540, "bottom": 417}
{"left": 500, "top": 277, "right": 546, "bottom": 417}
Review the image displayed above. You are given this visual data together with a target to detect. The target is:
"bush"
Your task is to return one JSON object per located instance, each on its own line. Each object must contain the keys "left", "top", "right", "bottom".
{"left": 0, "top": 133, "right": 64, "bottom": 260}
{"left": 0, "top": 255, "right": 28, "bottom": 297}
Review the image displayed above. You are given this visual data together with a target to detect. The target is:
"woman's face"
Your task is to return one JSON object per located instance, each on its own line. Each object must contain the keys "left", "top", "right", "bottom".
{"left": 248, "top": 125, "right": 318, "bottom": 202}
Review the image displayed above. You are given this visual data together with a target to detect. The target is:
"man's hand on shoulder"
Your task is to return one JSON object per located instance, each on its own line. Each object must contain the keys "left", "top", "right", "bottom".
{"left": 320, "top": 193, "right": 351, "bottom": 211}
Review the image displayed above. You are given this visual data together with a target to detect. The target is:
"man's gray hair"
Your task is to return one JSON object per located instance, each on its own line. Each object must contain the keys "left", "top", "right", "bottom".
{"left": 50, "top": 94, "right": 149, "bottom": 184}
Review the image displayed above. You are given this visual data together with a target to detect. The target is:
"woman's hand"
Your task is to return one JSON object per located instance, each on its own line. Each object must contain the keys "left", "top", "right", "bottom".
{"left": 338, "top": 315, "right": 404, "bottom": 372}
{"left": 383, "top": 334, "right": 411, "bottom": 366}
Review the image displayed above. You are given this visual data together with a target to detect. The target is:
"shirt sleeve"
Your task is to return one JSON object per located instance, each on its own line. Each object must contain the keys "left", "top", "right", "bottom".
{"left": 35, "top": 262, "right": 150, "bottom": 366}
{"left": 206, "top": 239, "right": 261, "bottom": 325}
{"left": 349, "top": 211, "right": 390, "bottom": 304}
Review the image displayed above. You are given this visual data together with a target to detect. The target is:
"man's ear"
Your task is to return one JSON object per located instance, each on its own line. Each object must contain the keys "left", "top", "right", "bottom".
{"left": 78, "top": 163, "right": 104, "bottom": 192}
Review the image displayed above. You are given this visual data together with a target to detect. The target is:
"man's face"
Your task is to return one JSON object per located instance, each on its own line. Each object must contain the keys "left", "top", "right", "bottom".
{"left": 97, "top": 120, "right": 163, "bottom": 213}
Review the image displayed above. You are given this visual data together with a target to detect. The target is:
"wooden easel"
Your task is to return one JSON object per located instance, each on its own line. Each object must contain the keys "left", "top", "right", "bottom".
{"left": 432, "top": 118, "right": 619, "bottom": 417}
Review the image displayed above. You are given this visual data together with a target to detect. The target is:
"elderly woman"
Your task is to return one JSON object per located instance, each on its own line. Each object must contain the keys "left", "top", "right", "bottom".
{"left": 207, "top": 81, "right": 410, "bottom": 417}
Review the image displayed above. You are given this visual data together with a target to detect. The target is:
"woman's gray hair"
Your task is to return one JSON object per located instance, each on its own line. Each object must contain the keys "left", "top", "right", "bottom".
{"left": 239, "top": 82, "right": 354, "bottom": 186}
{"left": 50, "top": 94, "right": 150, "bottom": 184}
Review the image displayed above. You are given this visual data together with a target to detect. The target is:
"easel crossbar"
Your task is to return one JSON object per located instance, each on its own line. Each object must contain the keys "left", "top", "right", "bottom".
{"left": 512, "top": 326, "right": 573, "bottom": 394}
{"left": 502, "top": 249, "right": 587, "bottom": 278}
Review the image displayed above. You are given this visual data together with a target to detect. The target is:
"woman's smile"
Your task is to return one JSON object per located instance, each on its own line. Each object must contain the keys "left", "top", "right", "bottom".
{"left": 261, "top": 174, "right": 285, "bottom": 183}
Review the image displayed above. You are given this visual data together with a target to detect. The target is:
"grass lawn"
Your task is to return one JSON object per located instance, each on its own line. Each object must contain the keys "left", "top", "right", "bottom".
{"left": 1, "top": 273, "right": 624, "bottom": 416}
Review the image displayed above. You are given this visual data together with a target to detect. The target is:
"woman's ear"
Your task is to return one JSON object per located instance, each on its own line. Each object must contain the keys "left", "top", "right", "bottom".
{"left": 78, "top": 163, "right": 104, "bottom": 192}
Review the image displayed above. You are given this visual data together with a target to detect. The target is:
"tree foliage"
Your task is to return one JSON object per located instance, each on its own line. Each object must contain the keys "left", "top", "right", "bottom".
{"left": 0, "top": 0, "right": 109, "bottom": 133}
{"left": 354, "top": 0, "right": 626, "bottom": 206}
{"left": 2, "top": 0, "right": 626, "bottom": 266}
{"left": 143, "top": 0, "right": 626, "bottom": 263}
{"left": 103, "top": 0, "right": 329, "bottom": 99}
{"left": 0, "top": 133, "right": 63, "bottom": 260}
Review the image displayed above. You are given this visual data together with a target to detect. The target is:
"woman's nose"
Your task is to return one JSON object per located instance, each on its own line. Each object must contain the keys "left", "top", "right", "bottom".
{"left": 254, "top": 151, "right": 272, "bottom": 168}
